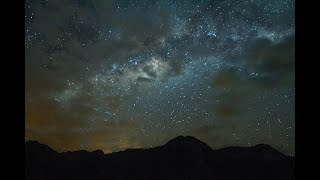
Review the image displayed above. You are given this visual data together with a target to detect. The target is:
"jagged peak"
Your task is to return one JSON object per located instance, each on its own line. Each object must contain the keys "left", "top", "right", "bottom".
{"left": 252, "top": 144, "right": 287, "bottom": 158}
{"left": 166, "top": 136, "right": 205, "bottom": 145}
{"left": 253, "top": 144, "right": 273, "bottom": 149}
{"left": 164, "top": 136, "right": 212, "bottom": 152}
{"left": 25, "top": 140, "right": 57, "bottom": 154}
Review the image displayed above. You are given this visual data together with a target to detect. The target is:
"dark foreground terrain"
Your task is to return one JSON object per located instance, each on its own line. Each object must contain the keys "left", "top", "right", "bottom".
{"left": 25, "top": 136, "right": 295, "bottom": 180}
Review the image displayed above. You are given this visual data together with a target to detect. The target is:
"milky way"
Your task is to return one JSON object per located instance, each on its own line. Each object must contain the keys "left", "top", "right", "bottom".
{"left": 25, "top": 0, "right": 295, "bottom": 155}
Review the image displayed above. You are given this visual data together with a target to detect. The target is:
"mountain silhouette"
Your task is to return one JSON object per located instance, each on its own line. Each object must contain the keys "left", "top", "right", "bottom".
{"left": 25, "top": 136, "right": 295, "bottom": 180}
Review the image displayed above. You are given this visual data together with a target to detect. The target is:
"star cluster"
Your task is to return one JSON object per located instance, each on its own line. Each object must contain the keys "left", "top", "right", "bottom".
{"left": 25, "top": 0, "right": 295, "bottom": 155}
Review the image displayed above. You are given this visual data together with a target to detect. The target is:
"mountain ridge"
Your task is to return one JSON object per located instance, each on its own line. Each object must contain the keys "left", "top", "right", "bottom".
{"left": 26, "top": 136, "right": 295, "bottom": 180}
{"left": 25, "top": 136, "right": 293, "bottom": 156}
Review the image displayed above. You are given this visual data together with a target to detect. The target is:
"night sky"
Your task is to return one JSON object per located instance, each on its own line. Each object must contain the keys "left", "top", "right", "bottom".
{"left": 25, "top": 0, "right": 295, "bottom": 156}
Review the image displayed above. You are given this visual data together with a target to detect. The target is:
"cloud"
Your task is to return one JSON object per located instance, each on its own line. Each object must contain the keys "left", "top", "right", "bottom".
{"left": 166, "top": 57, "right": 185, "bottom": 76}
{"left": 211, "top": 75, "right": 249, "bottom": 119}
{"left": 189, "top": 124, "right": 218, "bottom": 136}
{"left": 137, "top": 76, "right": 153, "bottom": 82}
{"left": 210, "top": 34, "right": 294, "bottom": 120}
{"left": 244, "top": 34, "right": 295, "bottom": 87}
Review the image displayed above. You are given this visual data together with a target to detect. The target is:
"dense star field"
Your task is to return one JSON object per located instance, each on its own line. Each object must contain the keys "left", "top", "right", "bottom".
{"left": 25, "top": 0, "right": 295, "bottom": 155}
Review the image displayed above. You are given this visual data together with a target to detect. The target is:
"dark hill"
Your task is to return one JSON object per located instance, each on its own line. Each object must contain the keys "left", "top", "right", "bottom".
{"left": 25, "top": 136, "right": 295, "bottom": 180}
